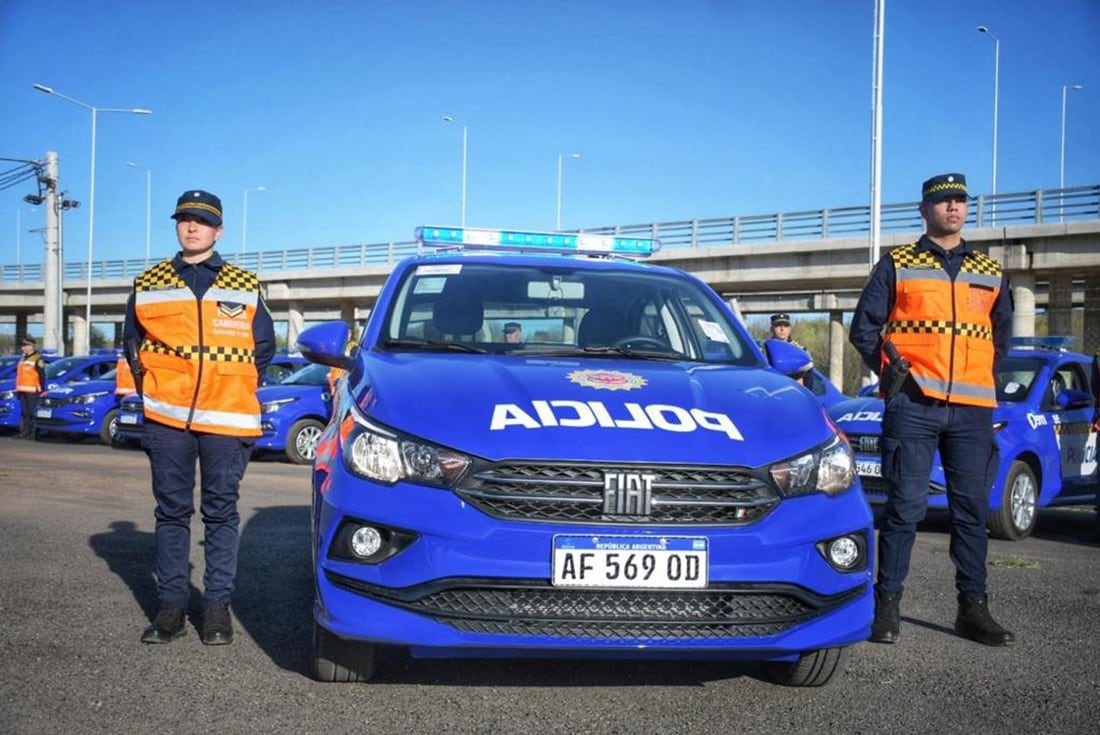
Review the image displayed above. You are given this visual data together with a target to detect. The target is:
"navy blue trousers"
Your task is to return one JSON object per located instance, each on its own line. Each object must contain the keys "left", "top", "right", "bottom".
{"left": 144, "top": 420, "right": 253, "bottom": 609}
{"left": 877, "top": 391, "right": 996, "bottom": 597}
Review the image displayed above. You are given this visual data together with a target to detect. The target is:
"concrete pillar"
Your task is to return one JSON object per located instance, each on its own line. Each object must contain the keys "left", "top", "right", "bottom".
{"left": 113, "top": 322, "right": 124, "bottom": 347}
{"left": 286, "top": 301, "right": 304, "bottom": 350}
{"left": 15, "top": 314, "right": 28, "bottom": 342}
{"left": 340, "top": 301, "right": 356, "bottom": 331}
{"left": 71, "top": 312, "right": 87, "bottom": 355}
{"left": 1083, "top": 273, "right": 1100, "bottom": 354}
{"left": 1047, "top": 273, "right": 1073, "bottom": 337}
{"left": 1011, "top": 272, "right": 1036, "bottom": 339}
{"left": 828, "top": 310, "right": 844, "bottom": 389}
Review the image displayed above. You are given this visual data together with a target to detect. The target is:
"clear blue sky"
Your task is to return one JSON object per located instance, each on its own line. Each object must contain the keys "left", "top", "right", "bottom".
{"left": 2, "top": 0, "right": 1098, "bottom": 265}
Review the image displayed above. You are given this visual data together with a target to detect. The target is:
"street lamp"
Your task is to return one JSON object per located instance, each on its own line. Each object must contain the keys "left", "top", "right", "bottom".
{"left": 977, "top": 26, "right": 1000, "bottom": 216}
{"left": 242, "top": 186, "right": 266, "bottom": 253}
{"left": 126, "top": 161, "right": 152, "bottom": 260}
{"left": 556, "top": 153, "right": 581, "bottom": 230}
{"left": 1060, "top": 84, "right": 1083, "bottom": 191}
{"left": 442, "top": 115, "right": 468, "bottom": 226}
{"left": 33, "top": 83, "right": 151, "bottom": 354}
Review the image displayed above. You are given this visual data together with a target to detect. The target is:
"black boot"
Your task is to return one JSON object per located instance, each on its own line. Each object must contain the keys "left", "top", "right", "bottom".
{"left": 201, "top": 605, "right": 234, "bottom": 646}
{"left": 955, "top": 594, "right": 1015, "bottom": 646}
{"left": 141, "top": 608, "right": 187, "bottom": 644}
{"left": 870, "top": 588, "right": 902, "bottom": 643}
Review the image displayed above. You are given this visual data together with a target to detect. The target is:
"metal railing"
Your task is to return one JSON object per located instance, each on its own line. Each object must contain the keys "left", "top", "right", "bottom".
{"left": 3, "top": 185, "right": 1097, "bottom": 283}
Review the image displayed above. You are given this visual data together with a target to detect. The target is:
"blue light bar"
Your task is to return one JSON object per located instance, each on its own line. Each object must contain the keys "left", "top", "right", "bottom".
{"left": 1010, "top": 335, "right": 1078, "bottom": 350}
{"left": 414, "top": 226, "right": 660, "bottom": 258}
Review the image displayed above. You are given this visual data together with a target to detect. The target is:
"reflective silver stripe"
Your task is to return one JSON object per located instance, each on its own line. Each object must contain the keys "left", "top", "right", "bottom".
{"left": 205, "top": 288, "right": 258, "bottom": 306}
{"left": 912, "top": 374, "right": 996, "bottom": 402}
{"left": 135, "top": 287, "right": 192, "bottom": 305}
{"left": 896, "top": 268, "right": 949, "bottom": 283}
{"left": 955, "top": 271, "right": 1002, "bottom": 289}
{"left": 145, "top": 395, "right": 261, "bottom": 431}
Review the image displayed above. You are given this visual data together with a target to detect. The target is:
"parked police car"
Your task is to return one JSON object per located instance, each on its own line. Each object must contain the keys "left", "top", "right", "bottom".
{"left": 829, "top": 338, "right": 1098, "bottom": 540}
{"left": 34, "top": 368, "right": 124, "bottom": 444}
{"left": 0, "top": 351, "right": 118, "bottom": 434}
{"left": 299, "top": 226, "right": 872, "bottom": 687}
{"left": 256, "top": 362, "right": 333, "bottom": 464}
{"left": 112, "top": 353, "right": 310, "bottom": 447}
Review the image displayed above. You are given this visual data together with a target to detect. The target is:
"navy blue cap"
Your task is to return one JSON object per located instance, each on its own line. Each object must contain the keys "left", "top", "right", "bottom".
{"left": 770, "top": 313, "right": 791, "bottom": 326}
{"left": 171, "top": 190, "right": 223, "bottom": 226}
{"left": 921, "top": 174, "right": 968, "bottom": 203}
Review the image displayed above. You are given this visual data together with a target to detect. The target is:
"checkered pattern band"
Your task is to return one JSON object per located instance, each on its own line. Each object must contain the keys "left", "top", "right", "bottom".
{"left": 134, "top": 261, "right": 185, "bottom": 291}
{"left": 141, "top": 339, "right": 256, "bottom": 363}
{"left": 1053, "top": 423, "right": 1092, "bottom": 436}
{"left": 922, "top": 181, "right": 968, "bottom": 198}
{"left": 885, "top": 320, "right": 993, "bottom": 340}
{"left": 889, "top": 244, "right": 1003, "bottom": 278}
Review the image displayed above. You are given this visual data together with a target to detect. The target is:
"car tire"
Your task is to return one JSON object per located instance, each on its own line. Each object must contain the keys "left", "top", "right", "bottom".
{"left": 311, "top": 620, "right": 377, "bottom": 683}
{"left": 988, "top": 460, "right": 1038, "bottom": 541}
{"left": 100, "top": 409, "right": 120, "bottom": 446}
{"left": 762, "top": 646, "right": 845, "bottom": 687}
{"left": 286, "top": 418, "right": 325, "bottom": 465}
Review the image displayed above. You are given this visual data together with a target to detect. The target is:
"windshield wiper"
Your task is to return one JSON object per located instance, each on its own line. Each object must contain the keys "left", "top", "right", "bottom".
{"left": 381, "top": 338, "right": 487, "bottom": 354}
{"left": 519, "top": 346, "right": 691, "bottom": 361}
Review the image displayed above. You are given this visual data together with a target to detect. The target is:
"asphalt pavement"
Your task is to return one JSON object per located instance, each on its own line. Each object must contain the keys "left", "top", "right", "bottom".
{"left": 1, "top": 435, "right": 1097, "bottom": 734}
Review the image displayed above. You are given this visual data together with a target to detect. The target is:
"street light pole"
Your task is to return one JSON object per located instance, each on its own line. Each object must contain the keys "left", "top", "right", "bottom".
{"left": 126, "top": 161, "right": 152, "bottom": 260}
{"left": 242, "top": 186, "right": 266, "bottom": 253}
{"left": 442, "top": 115, "right": 467, "bottom": 226}
{"left": 33, "top": 84, "right": 150, "bottom": 354}
{"left": 1060, "top": 84, "right": 1083, "bottom": 191}
{"left": 977, "top": 26, "right": 999, "bottom": 218}
{"left": 556, "top": 153, "right": 581, "bottom": 230}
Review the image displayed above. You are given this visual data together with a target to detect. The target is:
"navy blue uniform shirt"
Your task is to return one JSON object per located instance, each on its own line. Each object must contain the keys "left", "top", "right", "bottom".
{"left": 123, "top": 251, "right": 276, "bottom": 378}
{"left": 850, "top": 235, "right": 1013, "bottom": 376}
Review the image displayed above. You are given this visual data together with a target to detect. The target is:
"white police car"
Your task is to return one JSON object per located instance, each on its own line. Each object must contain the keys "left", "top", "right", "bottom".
{"left": 830, "top": 337, "right": 1098, "bottom": 540}
{"left": 299, "top": 227, "right": 873, "bottom": 686}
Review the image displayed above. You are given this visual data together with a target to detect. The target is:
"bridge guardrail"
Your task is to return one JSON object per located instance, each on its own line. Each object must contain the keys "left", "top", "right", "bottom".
{"left": 3, "top": 185, "right": 1097, "bottom": 284}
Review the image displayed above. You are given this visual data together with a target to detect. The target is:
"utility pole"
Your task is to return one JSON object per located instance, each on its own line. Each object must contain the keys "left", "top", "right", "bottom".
{"left": 42, "top": 152, "right": 63, "bottom": 355}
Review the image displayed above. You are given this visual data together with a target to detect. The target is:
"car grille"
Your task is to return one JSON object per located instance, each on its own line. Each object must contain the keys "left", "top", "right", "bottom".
{"left": 326, "top": 572, "right": 865, "bottom": 641}
{"left": 457, "top": 462, "right": 779, "bottom": 525}
{"left": 847, "top": 433, "right": 880, "bottom": 455}
{"left": 38, "top": 396, "right": 68, "bottom": 408}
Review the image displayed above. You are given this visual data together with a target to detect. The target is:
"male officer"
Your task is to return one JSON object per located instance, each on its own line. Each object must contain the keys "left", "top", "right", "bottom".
{"left": 124, "top": 190, "right": 275, "bottom": 646}
{"left": 850, "top": 173, "right": 1015, "bottom": 647}
{"left": 503, "top": 321, "right": 524, "bottom": 344}
{"left": 14, "top": 337, "right": 47, "bottom": 439}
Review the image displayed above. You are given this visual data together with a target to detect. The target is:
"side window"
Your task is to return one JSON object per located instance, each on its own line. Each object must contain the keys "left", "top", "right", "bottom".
{"left": 1047, "top": 363, "right": 1087, "bottom": 409}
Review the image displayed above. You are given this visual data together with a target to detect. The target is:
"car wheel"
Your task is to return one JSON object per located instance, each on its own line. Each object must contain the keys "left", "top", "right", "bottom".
{"left": 311, "top": 620, "right": 377, "bottom": 682}
{"left": 100, "top": 409, "right": 120, "bottom": 446}
{"left": 987, "top": 460, "right": 1038, "bottom": 541}
{"left": 762, "top": 646, "right": 845, "bottom": 687}
{"left": 286, "top": 418, "right": 325, "bottom": 465}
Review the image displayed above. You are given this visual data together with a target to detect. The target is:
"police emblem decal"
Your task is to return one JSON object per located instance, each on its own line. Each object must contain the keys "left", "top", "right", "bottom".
{"left": 218, "top": 302, "right": 246, "bottom": 318}
{"left": 567, "top": 369, "right": 647, "bottom": 391}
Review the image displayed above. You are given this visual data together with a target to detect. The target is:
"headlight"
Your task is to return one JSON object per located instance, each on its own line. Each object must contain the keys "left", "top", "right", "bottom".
{"left": 344, "top": 405, "right": 470, "bottom": 488}
{"left": 0, "top": 390, "right": 14, "bottom": 400}
{"left": 75, "top": 391, "right": 110, "bottom": 404}
{"left": 769, "top": 433, "right": 856, "bottom": 497}
{"left": 261, "top": 397, "right": 299, "bottom": 413}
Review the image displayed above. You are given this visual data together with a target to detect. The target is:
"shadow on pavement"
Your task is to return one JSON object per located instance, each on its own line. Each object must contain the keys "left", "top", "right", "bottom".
{"left": 87, "top": 520, "right": 163, "bottom": 621}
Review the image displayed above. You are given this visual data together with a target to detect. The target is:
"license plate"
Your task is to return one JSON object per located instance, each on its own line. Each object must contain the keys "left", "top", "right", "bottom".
{"left": 552, "top": 535, "right": 708, "bottom": 589}
{"left": 120, "top": 414, "right": 138, "bottom": 425}
{"left": 36, "top": 408, "right": 51, "bottom": 419}
{"left": 856, "top": 459, "right": 882, "bottom": 477}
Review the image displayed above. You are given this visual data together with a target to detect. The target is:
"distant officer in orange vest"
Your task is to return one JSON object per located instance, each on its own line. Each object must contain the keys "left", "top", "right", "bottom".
{"left": 850, "top": 173, "right": 1015, "bottom": 648}
{"left": 14, "top": 336, "right": 47, "bottom": 439}
{"left": 123, "top": 190, "right": 275, "bottom": 647}
{"left": 114, "top": 353, "right": 137, "bottom": 397}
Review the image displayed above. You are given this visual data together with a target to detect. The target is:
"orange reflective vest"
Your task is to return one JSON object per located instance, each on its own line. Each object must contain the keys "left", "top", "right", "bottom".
{"left": 15, "top": 353, "right": 44, "bottom": 393}
{"left": 885, "top": 243, "right": 1001, "bottom": 408}
{"left": 133, "top": 260, "right": 263, "bottom": 436}
{"left": 115, "top": 355, "right": 136, "bottom": 396}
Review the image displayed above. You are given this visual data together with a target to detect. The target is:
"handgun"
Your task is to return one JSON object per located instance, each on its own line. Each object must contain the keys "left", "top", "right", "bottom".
{"left": 880, "top": 340, "right": 911, "bottom": 399}
{"left": 124, "top": 338, "right": 144, "bottom": 397}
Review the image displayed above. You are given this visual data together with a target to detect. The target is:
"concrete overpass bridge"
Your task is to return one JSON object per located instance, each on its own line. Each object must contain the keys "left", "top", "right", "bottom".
{"left": 2, "top": 185, "right": 1098, "bottom": 388}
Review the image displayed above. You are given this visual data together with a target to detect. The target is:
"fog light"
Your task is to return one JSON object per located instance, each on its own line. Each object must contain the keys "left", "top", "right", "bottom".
{"left": 350, "top": 526, "right": 383, "bottom": 558}
{"left": 827, "top": 536, "right": 861, "bottom": 569}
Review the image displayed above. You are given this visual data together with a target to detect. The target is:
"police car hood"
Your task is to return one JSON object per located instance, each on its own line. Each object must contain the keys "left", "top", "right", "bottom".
{"left": 42, "top": 378, "right": 116, "bottom": 397}
{"left": 359, "top": 354, "right": 835, "bottom": 465}
{"left": 828, "top": 397, "right": 884, "bottom": 437}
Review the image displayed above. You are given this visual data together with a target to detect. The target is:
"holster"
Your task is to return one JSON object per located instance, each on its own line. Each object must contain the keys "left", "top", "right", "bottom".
{"left": 880, "top": 341, "right": 911, "bottom": 400}
{"left": 124, "top": 338, "right": 144, "bottom": 397}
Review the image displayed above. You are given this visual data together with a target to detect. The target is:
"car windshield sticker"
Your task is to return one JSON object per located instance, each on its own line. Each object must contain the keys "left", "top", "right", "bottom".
{"left": 491, "top": 400, "right": 744, "bottom": 441}
{"left": 1003, "top": 381, "right": 1023, "bottom": 395}
{"left": 415, "top": 264, "right": 463, "bottom": 276}
{"left": 412, "top": 276, "right": 448, "bottom": 294}
{"left": 567, "top": 370, "right": 647, "bottom": 391}
{"left": 698, "top": 320, "right": 728, "bottom": 343}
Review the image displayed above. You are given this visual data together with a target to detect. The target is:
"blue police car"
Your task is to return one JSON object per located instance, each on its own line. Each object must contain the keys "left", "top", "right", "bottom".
{"left": 256, "top": 362, "right": 333, "bottom": 464}
{"left": 299, "top": 226, "right": 873, "bottom": 687}
{"left": 0, "top": 351, "right": 119, "bottom": 434}
{"left": 111, "top": 353, "right": 310, "bottom": 447}
{"left": 829, "top": 338, "right": 1098, "bottom": 540}
{"left": 34, "top": 368, "right": 125, "bottom": 444}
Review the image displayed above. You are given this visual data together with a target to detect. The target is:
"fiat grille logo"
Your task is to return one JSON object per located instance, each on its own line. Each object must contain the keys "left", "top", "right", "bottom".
{"left": 602, "top": 471, "right": 656, "bottom": 515}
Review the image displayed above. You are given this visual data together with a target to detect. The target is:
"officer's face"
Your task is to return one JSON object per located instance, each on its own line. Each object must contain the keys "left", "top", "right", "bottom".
{"left": 175, "top": 215, "right": 223, "bottom": 262}
{"left": 920, "top": 196, "right": 968, "bottom": 238}
{"left": 771, "top": 324, "right": 791, "bottom": 340}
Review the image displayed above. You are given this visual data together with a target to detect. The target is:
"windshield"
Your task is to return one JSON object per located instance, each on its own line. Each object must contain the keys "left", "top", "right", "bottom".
{"left": 45, "top": 357, "right": 86, "bottom": 379}
{"left": 378, "top": 261, "right": 757, "bottom": 364}
{"left": 281, "top": 362, "right": 331, "bottom": 386}
{"left": 996, "top": 356, "right": 1043, "bottom": 403}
